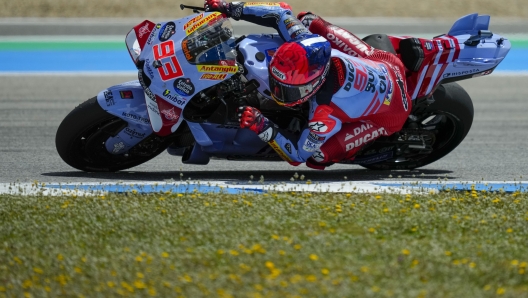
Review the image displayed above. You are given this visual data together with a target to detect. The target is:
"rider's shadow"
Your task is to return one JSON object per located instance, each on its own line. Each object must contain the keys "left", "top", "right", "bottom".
{"left": 42, "top": 169, "right": 455, "bottom": 182}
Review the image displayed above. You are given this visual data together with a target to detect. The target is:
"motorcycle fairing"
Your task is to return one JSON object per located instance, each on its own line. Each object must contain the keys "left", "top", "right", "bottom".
{"left": 95, "top": 81, "right": 154, "bottom": 155}
{"left": 135, "top": 13, "right": 238, "bottom": 136}
{"left": 394, "top": 13, "right": 511, "bottom": 99}
{"left": 237, "top": 34, "right": 284, "bottom": 99}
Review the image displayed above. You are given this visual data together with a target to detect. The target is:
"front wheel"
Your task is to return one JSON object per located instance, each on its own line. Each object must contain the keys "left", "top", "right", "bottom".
{"left": 359, "top": 82, "right": 474, "bottom": 170}
{"left": 56, "top": 97, "right": 176, "bottom": 172}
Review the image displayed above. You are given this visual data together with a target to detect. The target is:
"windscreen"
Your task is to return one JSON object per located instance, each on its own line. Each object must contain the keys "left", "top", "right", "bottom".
{"left": 181, "top": 13, "right": 237, "bottom": 66}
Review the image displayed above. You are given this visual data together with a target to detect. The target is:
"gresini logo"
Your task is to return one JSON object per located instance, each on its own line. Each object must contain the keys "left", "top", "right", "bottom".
{"left": 271, "top": 67, "right": 286, "bottom": 80}
{"left": 196, "top": 65, "right": 238, "bottom": 74}
{"left": 443, "top": 69, "right": 481, "bottom": 78}
{"left": 161, "top": 108, "right": 180, "bottom": 121}
{"left": 138, "top": 23, "right": 151, "bottom": 38}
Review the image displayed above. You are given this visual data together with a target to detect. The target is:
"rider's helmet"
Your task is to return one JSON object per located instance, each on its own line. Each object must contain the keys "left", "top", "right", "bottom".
{"left": 269, "top": 35, "right": 332, "bottom": 107}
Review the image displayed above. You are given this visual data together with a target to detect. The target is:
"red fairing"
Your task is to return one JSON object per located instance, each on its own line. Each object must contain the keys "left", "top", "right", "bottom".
{"left": 308, "top": 18, "right": 374, "bottom": 58}
{"left": 134, "top": 20, "right": 156, "bottom": 51}
{"left": 156, "top": 96, "right": 183, "bottom": 137}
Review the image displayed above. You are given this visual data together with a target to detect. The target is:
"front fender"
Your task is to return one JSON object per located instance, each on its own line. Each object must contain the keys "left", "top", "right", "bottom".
{"left": 96, "top": 80, "right": 154, "bottom": 155}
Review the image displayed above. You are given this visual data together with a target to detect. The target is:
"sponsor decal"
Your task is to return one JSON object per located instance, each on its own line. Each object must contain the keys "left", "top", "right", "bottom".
{"left": 147, "top": 100, "right": 161, "bottom": 116}
{"left": 122, "top": 112, "right": 150, "bottom": 124}
{"left": 303, "top": 132, "right": 325, "bottom": 152}
{"left": 113, "top": 142, "right": 126, "bottom": 154}
{"left": 258, "top": 127, "right": 274, "bottom": 142}
{"left": 185, "top": 12, "right": 223, "bottom": 36}
{"left": 425, "top": 41, "right": 433, "bottom": 51}
{"left": 161, "top": 107, "right": 180, "bottom": 121}
{"left": 119, "top": 90, "right": 134, "bottom": 99}
{"left": 184, "top": 14, "right": 205, "bottom": 30}
{"left": 138, "top": 69, "right": 156, "bottom": 100}
{"left": 271, "top": 67, "right": 286, "bottom": 80}
{"left": 200, "top": 73, "right": 228, "bottom": 80}
{"left": 383, "top": 79, "right": 393, "bottom": 106}
{"left": 145, "top": 58, "right": 155, "bottom": 79}
{"left": 269, "top": 140, "right": 294, "bottom": 162}
{"left": 158, "top": 22, "right": 176, "bottom": 42}
{"left": 326, "top": 28, "right": 373, "bottom": 57}
{"left": 312, "top": 150, "right": 326, "bottom": 163}
{"left": 153, "top": 40, "right": 184, "bottom": 81}
{"left": 285, "top": 143, "right": 292, "bottom": 154}
{"left": 443, "top": 69, "right": 481, "bottom": 78}
{"left": 283, "top": 16, "right": 295, "bottom": 26}
{"left": 103, "top": 90, "right": 114, "bottom": 106}
{"left": 344, "top": 123, "right": 374, "bottom": 142}
{"left": 124, "top": 127, "right": 146, "bottom": 139}
{"left": 308, "top": 121, "right": 328, "bottom": 133}
{"left": 196, "top": 65, "right": 238, "bottom": 74}
{"left": 244, "top": 2, "right": 280, "bottom": 6}
{"left": 146, "top": 24, "right": 160, "bottom": 45}
{"left": 173, "top": 78, "right": 195, "bottom": 96}
{"left": 137, "top": 23, "right": 151, "bottom": 39}
{"left": 393, "top": 68, "right": 409, "bottom": 111}
{"left": 344, "top": 60, "right": 368, "bottom": 92}
{"left": 162, "top": 90, "right": 186, "bottom": 106}
{"left": 345, "top": 127, "right": 387, "bottom": 152}
{"left": 182, "top": 40, "right": 193, "bottom": 61}
{"left": 291, "top": 28, "right": 309, "bottom": 39}
{"left": 287, "top": 24, "right": 304, "bottom": 36}
{"left": 134, "top": 20, "right": 156, "bottom": 50}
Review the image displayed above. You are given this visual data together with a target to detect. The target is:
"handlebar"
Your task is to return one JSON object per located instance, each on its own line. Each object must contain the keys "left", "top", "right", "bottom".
{"left": 180, "top": 4, "right": 206, "bottom": 12}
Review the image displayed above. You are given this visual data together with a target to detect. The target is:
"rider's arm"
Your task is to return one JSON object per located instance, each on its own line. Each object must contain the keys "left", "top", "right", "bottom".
{"left": 205, "top": 1, "right": 310, "bottom": 41}
{"left": 238, "top": 103, "right": 342, "bottom": 164}
{"left": 270, "top": 104, "right": 342, "bottom": 164}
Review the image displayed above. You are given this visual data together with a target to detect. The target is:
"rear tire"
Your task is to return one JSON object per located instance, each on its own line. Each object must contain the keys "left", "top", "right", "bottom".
{"left": 56, "top": 97, "right": 170, "bottom": 172}
{"left": 360, "top": 82, "right": 473, "bottom": 170}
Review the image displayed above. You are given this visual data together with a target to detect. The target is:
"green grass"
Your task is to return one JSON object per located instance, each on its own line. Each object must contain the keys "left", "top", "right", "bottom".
{"left": 1, "top": 189, "right": 528, "bottom": 297}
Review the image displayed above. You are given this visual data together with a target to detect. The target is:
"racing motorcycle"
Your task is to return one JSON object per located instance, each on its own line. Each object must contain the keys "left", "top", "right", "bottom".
{"left": 55, "top": 5, "right": 511, "bottom": 172}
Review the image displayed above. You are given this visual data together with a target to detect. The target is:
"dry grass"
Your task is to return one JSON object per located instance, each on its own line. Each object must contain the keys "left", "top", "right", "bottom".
{"left": 1, "top": 0, "right": 527, "bottom": 18}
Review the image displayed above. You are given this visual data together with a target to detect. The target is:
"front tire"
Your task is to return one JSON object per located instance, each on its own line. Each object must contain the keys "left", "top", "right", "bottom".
{"left": 56, "top": 97, "right": 171, "bottom": 172}
{"left": 360, "top": 82, "right": 474, "bottom": 170}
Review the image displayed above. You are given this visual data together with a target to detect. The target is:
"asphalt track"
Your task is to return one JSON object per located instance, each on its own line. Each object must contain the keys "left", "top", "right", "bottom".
{"left": 1, "top": 18, "right": 527, "bottom": 186}
{"left": 1, "top": 74, "right": 527, "bottom": 184}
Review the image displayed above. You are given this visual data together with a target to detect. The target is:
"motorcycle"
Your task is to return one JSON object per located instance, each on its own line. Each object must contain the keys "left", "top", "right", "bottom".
{"left": 56, "top": 5, "right": 511, "bottom": 172}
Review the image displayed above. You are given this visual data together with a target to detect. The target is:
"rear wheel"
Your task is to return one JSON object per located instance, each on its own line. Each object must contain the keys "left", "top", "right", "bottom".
{"left": 358, "top": 82, "right": 473, "bottom": 170}
{"left": 56, "top": 97, "right": 182, "bottom": 172}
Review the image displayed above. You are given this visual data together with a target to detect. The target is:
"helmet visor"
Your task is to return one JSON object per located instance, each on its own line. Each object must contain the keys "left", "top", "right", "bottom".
{"left": 269, "top": 79, "right": 316, "bottom": 105}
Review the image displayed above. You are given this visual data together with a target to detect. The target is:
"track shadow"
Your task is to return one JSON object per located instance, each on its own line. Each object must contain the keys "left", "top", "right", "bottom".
{"left": 42, "top": 168, "right": 455, "bottom": 182}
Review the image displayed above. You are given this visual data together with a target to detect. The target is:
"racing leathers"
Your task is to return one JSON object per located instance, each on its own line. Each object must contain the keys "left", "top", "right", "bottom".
{"left": 205, "top": 1, "right": 412, "bottom": 169}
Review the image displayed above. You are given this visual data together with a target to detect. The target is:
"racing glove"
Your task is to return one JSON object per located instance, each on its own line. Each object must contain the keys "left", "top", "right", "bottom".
{"left": 237, "top": 106, "right": 277, "bottom": 142}
{"left": 297, "top": 11, "right": 318, "bottom": 27}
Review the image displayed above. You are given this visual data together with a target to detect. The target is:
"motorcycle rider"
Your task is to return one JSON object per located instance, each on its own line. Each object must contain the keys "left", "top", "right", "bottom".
{"left": 205, "top": 0, "right": 412, "bottom": 169}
